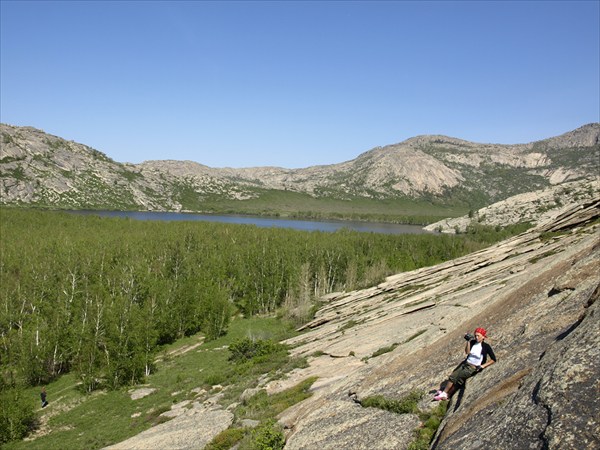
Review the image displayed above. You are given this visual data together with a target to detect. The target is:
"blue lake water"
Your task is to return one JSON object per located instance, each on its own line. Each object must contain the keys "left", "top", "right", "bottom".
{"left": 69, "top": 210, "right": 432, "bottom": 235}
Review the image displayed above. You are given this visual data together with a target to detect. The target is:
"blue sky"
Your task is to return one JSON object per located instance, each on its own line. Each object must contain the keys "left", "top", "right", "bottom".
{"left": 1, "top": 1, "right": 599, "bottom": 168}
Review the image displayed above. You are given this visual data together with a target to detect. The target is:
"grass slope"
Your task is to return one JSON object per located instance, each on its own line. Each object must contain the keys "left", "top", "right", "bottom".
{"left": 5, "top": 317, "right": 303, "bottom": 450}
{"left": 179, "top": 188, "right": 469, "bottom": 224}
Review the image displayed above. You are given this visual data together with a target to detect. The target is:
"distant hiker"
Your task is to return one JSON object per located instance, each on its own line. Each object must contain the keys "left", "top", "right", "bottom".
{"left": 41, "top": 387, "right": 48, "bottom": 408}
{"left": 434, "top": 327, "right": 496, "bottom": 401}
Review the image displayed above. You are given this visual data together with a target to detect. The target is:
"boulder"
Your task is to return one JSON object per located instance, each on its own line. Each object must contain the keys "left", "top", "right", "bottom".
{"left": 103, "top": 403, "right": 233, "bottom": 450}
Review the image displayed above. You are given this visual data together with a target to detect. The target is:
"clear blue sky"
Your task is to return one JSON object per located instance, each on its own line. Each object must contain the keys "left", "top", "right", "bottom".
{"left": 1, "top": 1, "right": 599, "bottom": 168}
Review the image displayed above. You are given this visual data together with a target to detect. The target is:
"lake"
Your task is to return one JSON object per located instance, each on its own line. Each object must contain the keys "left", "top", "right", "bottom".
{"left": 69, "top": 210, "right": 432, "bottom": 235}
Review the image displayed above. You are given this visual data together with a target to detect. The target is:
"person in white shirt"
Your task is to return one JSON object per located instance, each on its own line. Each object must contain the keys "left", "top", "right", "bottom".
{"left": 434, "top": 327, "right": 496, "bottom": 401}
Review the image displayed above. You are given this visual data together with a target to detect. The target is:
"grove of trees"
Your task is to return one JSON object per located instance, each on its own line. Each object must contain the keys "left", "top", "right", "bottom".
{"left": 0, "top": 207, "right": 524, "bottom": 396}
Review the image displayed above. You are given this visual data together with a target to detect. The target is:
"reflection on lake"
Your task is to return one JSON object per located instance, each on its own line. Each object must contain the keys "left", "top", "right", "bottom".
{"left": 69, "top": 210, "right": 432, "bottom": 235}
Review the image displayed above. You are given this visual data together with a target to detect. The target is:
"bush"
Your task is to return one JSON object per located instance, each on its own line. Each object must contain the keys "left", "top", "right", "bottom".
{"left": 371, "top": 343, "right": 399, "bottom": 358}
{"left": 204, "top": 372, "right": 227, "bottom": 387}
{"left": 250, "top": 419, "right": 285, "bottom": 450}
{"left": 360, "top": 391, "right": 422, "bottom": 415}
{"left": 229, "top": 338, "right": 287, "bottom": 363}
{"left": 464, "top": 222, "right": 533, "bottom": 242}
{"left": 409, "top": 400, "right": 447, "bottom": 450}
{"left": 205, "top": 427, "right": 247, "bottom": 450}
{"left": 209, "top": 378, "right": 316, "bottom": 450}
{"left": 0, "top": 386, "right": 36, "bottom": 444}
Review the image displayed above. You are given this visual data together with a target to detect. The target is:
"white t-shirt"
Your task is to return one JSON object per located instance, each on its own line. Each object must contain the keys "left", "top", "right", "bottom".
{"left": 466, "top": 342, "right": 483, "bottom": 366}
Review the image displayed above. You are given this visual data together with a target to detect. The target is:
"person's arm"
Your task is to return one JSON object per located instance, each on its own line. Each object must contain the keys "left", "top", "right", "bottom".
{"left": 481, "top": 343, "right": 496, "bottom": 369}
{"left": 464, "top": 340, "right": 471, "bottom": 355}
{"left": 481, "top": 359, "right": 495, "bottom": 369}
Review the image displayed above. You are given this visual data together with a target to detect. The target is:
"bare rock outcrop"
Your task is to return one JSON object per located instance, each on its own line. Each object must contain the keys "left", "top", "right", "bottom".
{"left": 103, "top": 402, "right": 233, "bottom": 450}
{"left": 269, "top": 198, "right": 599, "bottom": 449}
{"left": 434, "top": 283, "right": 599, "bottom": 450}
{"left": 425, "top": 178, "right": 599, "bottom": 233}
{"left": 284, "top": 400, "right": 420, "bottom": 450}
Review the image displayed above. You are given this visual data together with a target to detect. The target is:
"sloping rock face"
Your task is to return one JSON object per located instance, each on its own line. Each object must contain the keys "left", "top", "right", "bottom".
{"left": 269, "top": 200, "right": 599, "bottom": 449}
{"left": 284, "top": 400, "right": 420, "bottom": 450}
{"left": 103, "top": 402, "right": 233, "bottom": 450}
{"left": 434, "top": 284, "right": 599, "bottom": 450}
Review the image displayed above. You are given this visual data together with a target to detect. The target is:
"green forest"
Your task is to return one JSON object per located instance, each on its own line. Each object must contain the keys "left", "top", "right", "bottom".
{"left": 0, "top": 207, "right": 530, "bottom": 444}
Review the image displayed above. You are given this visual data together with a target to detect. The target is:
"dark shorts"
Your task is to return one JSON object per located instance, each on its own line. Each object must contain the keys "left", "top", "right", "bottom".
{"left": 448, "top": 361, "right": 479, "bottom": 387}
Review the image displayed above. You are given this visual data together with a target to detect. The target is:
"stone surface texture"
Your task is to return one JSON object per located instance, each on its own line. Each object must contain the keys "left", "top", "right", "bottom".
{"left": 103, "top": 403, "right": 233, "bottom": 450}
{"left": 274, "top": 199, "right": 599, "bottom": 450}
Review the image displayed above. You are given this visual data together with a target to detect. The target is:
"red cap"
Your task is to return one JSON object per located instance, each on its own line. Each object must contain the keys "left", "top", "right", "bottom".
{"left": 475, "top": 327, "right": 487, "bottom": 337}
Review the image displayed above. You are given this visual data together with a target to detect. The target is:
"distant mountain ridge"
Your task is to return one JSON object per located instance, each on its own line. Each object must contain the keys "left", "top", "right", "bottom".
{"left": 1, "top": 123, "right": 598, "bottom": 213}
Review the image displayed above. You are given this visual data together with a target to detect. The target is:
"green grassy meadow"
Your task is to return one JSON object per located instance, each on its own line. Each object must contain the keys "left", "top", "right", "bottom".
{"left": 152, "top": 187, "right": 469, "bottom": 225}
{"left": 4, "top": 316, "right": 303, "bottom": 450}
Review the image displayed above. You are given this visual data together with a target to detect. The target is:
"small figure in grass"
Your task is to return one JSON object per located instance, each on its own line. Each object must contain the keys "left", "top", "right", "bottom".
{"left": 41, "top": 386, "right": 48, "bottom": 408}
{"left": 434, "top": 327, "right": 496, "bottom": 401}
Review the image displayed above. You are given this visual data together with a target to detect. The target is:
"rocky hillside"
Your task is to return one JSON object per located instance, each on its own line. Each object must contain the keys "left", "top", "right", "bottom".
{"left": 425, "top": 177, "right": 599, "bottom": 233}
{"left": 277, "top": 199, "right": 599, "bottom": 450}
{"left": 144, "top": 123, "right": 599, "bottom": 201}
{"left": 104, "top": 192, "right": 599, "bottom": 449}
{"left": 1, "top": 123, "right": 598, "bottom": 211}
{"left": 0, "top": 124, "right": 252, "bottom": 211}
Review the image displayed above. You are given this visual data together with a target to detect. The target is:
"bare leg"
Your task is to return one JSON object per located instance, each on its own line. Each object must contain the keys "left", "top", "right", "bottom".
{"left": 444, "top": 381, "right": 454, "bottom": 394}
{"left": 447, "top": 384, "right": 457, "bottom": 397}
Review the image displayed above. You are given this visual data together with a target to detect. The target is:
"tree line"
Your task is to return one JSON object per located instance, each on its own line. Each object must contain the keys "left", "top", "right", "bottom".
{"left": 0, "top": 207, "right": 524, "bottom": 393}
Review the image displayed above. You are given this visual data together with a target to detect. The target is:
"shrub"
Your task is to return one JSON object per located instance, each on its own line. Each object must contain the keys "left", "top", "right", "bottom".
{"left": 409, "top": 401, "right": 447, "bottom": 449}
{"left": 0, "top": 386, "right": 36, "bottom": 444}
{"left": 250, "top": 419, "right": 285, "bottom": 450}
{"left": 205, "top": 427, "right": 247, "bottom": 450}
{"left": 236, "top": 376, "right": 317, "bottom": 422}
{"left": 229, "top": 338, "right": 287, "bottom": 363}
{"left": 371, "top": 343, "right": 399, "bottom": 358}
{"left": 403, "top": 329, "right": 427, "bottom": 343}
{"left": 210, "top": 377, "right": 316, "bottom": 450}
{"left": 360, "top": 391, "right": 422, "bottom": 415}
{"left": 204, "top": 372, "right": 227, "bottom": 387}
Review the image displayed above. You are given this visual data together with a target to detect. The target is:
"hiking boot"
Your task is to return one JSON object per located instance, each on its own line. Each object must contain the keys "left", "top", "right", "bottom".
{"left": 434, "top": 392, "right": 448, "bottom": 401}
